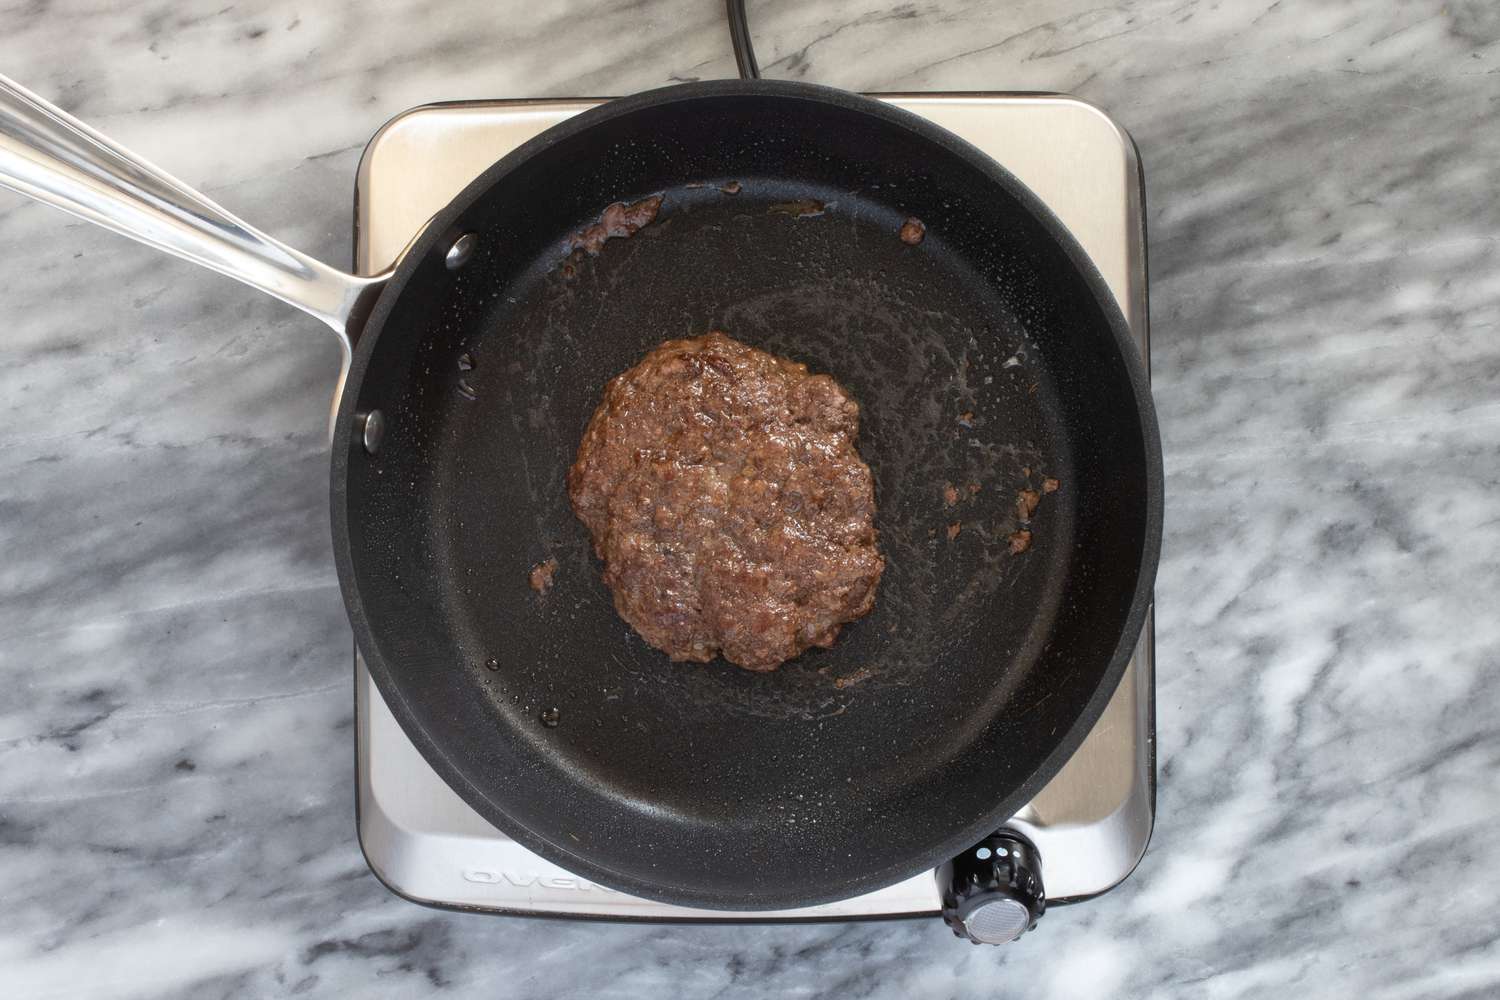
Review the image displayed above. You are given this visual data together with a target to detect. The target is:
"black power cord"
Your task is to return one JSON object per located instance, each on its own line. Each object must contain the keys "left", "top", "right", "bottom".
{"left": 726, "top": 0, "right": 761, "bottom": 79}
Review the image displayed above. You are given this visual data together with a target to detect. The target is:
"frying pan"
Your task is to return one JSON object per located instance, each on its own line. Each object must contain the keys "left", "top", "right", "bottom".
{"left": 0, "top": 71, "right": 1161, "bottom": 909}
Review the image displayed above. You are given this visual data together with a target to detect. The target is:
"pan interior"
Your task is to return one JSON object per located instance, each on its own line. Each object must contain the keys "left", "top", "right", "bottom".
{"left": 339, "top": 86, "right": 1154, "bottom": 908}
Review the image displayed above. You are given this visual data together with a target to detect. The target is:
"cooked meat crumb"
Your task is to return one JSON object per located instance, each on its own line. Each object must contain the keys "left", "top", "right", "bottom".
{"left": 1016, "top": 489, "right": 1041, "bottom": 521}
{"left": 568, "top": 332, "right": 883, "bottom": 672}
{"left": 529, "top": 557, "right": 558, "bottom": 594}
{"left": 1008, "top": 530, "right": 1032, "bottom": 554}
{"left": 1043, "top": 477, "right": 1060, "bottom": 494}
{"left": 769, "top": 199, "right": 826, "bottom": 218}
{"left": 943, "top": 483, "right": 960, "bottom": 506}
{"left": 947, "top": 522, "right": 962, "bottom": 541}
{"left": 567, "top": 195, "right": 663, "bottom": 256}
{"left": 899, "top": 217, "right": 926, "bottom": 245}
{"left": 833, "top": 668, "right": 873, "bottom": 689}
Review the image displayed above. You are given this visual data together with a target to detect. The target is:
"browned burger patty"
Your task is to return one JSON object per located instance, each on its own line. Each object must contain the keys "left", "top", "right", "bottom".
{"left": 567, "top": 332, "right": 884, "bottom": 671}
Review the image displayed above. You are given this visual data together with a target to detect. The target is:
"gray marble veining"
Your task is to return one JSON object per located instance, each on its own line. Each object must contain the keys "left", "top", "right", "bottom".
{"left": 2, "top": 1, "right": 1498, "bottom": 997}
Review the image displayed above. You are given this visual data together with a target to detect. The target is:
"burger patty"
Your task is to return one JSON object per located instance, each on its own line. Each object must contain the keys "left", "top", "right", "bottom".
{"left": 567, "top": 331, "right": 884, "bottom": 671}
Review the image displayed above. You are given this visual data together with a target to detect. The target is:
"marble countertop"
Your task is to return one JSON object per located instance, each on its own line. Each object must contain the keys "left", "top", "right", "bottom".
{"left": 3, "top": 1, "right": 1497, "bottom": 997}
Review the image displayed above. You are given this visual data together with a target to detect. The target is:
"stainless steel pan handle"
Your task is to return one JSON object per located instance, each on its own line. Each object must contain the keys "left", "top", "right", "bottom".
{"left": 0, "top": 73, "right": 390, "bottom": 426}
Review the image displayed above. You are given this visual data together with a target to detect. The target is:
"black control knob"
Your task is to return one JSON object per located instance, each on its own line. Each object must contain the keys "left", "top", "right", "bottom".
{"left": 941, "top": 831, "right": 1045, "bottom": 944}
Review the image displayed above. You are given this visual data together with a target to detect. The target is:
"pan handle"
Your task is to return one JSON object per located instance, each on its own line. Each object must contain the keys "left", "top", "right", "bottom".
{"left": 0, "top": 73, "right": 387, "bottom": 365}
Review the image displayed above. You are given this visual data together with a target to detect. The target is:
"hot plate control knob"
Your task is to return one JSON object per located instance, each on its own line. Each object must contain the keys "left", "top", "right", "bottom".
{"left": 940, "top": 831, "right": 1045, "bottom": 945}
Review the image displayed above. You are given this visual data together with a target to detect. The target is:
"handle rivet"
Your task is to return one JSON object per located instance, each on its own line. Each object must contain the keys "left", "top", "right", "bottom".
{"left": 445, "top": 233, "right": 476, "bottom": 270}
{"left": 358, "top": 409, "right": 385, "bottom": 455}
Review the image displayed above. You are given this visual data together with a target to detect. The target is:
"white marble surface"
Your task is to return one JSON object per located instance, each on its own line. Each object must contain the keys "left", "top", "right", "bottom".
{"left": 2, "top": 1, "right": 1498, "bottom": 997}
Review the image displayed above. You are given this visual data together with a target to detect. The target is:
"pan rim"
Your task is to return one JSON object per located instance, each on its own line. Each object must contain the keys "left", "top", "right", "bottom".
{"left": 330, "top": 79, "right": 1164, "bottom": 910}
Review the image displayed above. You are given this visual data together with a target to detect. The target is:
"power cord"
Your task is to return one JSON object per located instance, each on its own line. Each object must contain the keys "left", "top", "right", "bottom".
{"left": 726, "top": 0, "right": 761, "bottom": 79}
